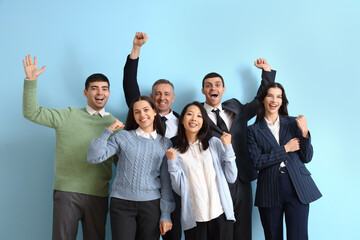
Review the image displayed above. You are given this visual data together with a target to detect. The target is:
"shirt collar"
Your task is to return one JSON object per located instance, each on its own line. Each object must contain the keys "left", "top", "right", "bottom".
{"left": 204, "top": 102, "right": 223, "bottom": 113}
{"left": 189, "top": 139, "right": 201, "bottom": 146}
{"left": 264, "top": 116, "right": 280, "bottom": 127}
{"left": 86, "top": 105, "right": 109, "bottom": 117}
{"left": 159, "top": 110, "right": 176, "bottom": 120}
{"left": 135, "top": 127, "right": 158, "bottom": 139}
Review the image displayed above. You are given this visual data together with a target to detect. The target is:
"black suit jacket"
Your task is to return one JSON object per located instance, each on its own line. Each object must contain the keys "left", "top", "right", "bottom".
{"left": 247, "top": 116, "right": 322, "bottom": 207}
{"left": 207, "top": 70, "right": 276, "bottom": 183}
{"left": 123, "top": 55, "right": 179, "bottom": 147}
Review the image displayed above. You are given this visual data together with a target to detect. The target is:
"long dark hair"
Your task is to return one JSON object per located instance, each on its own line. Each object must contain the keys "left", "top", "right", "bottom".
{"left": 124, "top": 96, "right": 165, "bottom": 136}
{"left": 255, "top": 82, "right": 289, "bottom": 123}
{"left": 177, "top": 101, "right": 212, "bottom": 153}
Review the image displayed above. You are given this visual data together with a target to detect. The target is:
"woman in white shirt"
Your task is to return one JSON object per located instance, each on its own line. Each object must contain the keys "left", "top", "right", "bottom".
{"left": 166, "top": 101, "right": 237, "bottom": 240}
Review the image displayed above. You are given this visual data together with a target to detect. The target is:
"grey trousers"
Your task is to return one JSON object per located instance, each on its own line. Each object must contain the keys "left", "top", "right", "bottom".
{"left": 52, "top": 190, "right": 108, "bottom": 240}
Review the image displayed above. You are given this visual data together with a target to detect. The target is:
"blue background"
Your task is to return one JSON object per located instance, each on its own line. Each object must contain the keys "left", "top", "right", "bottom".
{"left": 1, "top": 0, "right": 359, "bottom": 239}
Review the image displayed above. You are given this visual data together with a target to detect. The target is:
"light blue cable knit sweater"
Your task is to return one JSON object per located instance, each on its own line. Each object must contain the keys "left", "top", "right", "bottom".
{"left": 87, "top": 128, "right": 175, "bottom": 222}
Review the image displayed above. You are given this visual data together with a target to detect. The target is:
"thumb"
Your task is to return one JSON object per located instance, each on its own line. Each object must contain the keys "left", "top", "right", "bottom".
{"left": 38, "top": 66, "right": 46, "bottom": 75}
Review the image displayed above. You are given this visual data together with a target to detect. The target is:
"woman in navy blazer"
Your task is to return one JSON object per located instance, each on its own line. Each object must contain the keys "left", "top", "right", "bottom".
{"left": 247, "top": 82, "right": 321, "bottom": 240}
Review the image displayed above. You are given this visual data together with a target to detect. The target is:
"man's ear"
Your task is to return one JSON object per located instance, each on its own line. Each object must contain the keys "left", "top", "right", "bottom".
{"left": 201, "top": 88, "right": 206, "bottom": 95}
{"left": 150, "top": 93, "right": 153, "bottom": 100}
{"left": 84, "top": 89, "right": 88, "bottom": 97}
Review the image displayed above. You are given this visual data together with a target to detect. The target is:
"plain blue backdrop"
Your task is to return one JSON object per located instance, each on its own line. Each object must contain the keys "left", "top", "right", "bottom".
{"left": 1, "top": 0, "right": 359, "bottom": 239}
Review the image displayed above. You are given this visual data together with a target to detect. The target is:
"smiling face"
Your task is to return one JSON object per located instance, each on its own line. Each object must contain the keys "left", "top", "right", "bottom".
{"left": 150, "top": 83, "right": 175, "bottom": 115}
{"left": 263, "top": 87, "right": 283, "bottom": 118}
{"left": 84, "top": 81, "right": 110, "bottom": 111}
{"left": 202, "top": 77, "right": 226, "bottom": 108}
{"left": 133, "top": 100, "right": 157, "bottom": 133}
{"left": 182, "top": 105, "right": 204, "bottom": 136}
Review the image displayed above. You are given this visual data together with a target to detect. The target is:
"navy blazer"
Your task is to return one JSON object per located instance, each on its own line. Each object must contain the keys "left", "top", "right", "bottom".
{"left": 208, "top": 70, "right": 276, "bottom": 183}
{"left": 247, "top": 116, "right": 322, "bottom": 207}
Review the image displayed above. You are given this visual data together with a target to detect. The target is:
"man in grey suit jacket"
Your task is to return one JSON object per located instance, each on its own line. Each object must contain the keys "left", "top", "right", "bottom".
{"left": 201, "top": 59, "right": 276, "bottom": 240}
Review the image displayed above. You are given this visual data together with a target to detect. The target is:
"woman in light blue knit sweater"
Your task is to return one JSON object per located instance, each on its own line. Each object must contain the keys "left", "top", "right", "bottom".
{"left": 87, "top": 96, "right": 175, "bottom": 240}
{"left": 166, "top": 101, "right": 237, "bottom": 240}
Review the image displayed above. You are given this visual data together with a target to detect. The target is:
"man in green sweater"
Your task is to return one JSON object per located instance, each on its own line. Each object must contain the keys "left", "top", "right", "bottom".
{"left": 22, "top": 54, "right": 119, "bottom": 240}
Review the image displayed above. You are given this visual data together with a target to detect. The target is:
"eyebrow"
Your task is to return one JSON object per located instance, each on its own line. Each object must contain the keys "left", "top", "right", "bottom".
{"left": 90, "top": 85, "right": 108, "bottom": 88}
{"left": 134, "top": 106, "right": 151, "bottom": 111}
{"left": 205, "top": 81, "right": 222, "bottom": 85}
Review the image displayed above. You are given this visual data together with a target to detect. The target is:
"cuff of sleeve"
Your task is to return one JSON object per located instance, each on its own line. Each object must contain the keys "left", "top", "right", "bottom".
{"left": 224, "top": 144, "right": 235, "bottom": 158}
{"left": 24, "top": 79, "right": 37, "bottom": 88}
{"left": 167, "top": 159, "right": 179, "bottom": 172}
{"left": 262, "top": 69, "right": 276, "bottom": 79}
{"left": 160, "top": 211, "right": 172, "bottom": 223}
{"left": 100, "top": 128, "right": 113, "bottom": 139}
{"left": 127, "top": 54, "right": 139, "bottom": 62}
{"left": 300, "top": 131, "right": 311, "bottom": 142}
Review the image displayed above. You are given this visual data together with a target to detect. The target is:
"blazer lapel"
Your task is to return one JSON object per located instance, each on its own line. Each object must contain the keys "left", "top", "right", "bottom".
{"left": 222, "top": 101, "right": 238, "bottom": 134}
{"left": 259, "top": 118, "right": 280, "bottom": 148}
{"left": 279, "top": 116, "right": 291, "bottom": 146}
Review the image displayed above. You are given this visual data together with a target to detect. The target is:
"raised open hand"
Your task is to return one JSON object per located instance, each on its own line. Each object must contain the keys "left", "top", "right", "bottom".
{"left": 22, "top": 54, "right": 46, "bottom": 80}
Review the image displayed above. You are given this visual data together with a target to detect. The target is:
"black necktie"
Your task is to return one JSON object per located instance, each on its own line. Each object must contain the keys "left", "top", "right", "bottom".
{"left": 161, "top": 116, "right": 167, "bottom": 134}
{"left": 212, "top": 109, "right": 229, "bottom": 133}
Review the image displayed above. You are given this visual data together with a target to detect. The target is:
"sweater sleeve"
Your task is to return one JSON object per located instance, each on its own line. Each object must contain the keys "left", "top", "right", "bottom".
{"left": 159, "top": 153, "right": 176, "bottom": 223}
{"left": 167, "top": 155, "right": 185, "bottom": 197}
{"left": 221, "top": 143, "right": 238, "bottom": 184}
{"left": 23, "top": 79, "right": 72, "bottom": 128}
{"left": 87, "top": 128, "right": 121, "bottom": 164}
{"left": 123, "top": 55, "right": 141, "bottom": 107}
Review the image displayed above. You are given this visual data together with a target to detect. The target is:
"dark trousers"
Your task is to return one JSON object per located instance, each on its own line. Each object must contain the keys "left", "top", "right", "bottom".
{"left": 258, "top": 169, "right": 309, "bottom": 240}
{"left": 162, "top": 190, "right": 182, "bottom": 240}
{"left": 110, "top": 197, "right": 161, "bottom": 240}
{"left": 184, "top": 213, "right": 233, "bottom": 240}
{"left": 229, "top": 179, "right": 253, "bottom": 240}
{"left": 52, "top": 190, "right": 108, "bottom": 240}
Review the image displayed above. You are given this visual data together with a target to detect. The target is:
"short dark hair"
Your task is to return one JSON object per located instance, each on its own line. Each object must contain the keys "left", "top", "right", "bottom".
{"left": 177, "top": 101, "right": 212, "bottom": 153}
{"left": 255, "top": 82, "right": 289, "bottom": 123}
{"left": 152, "top": 79, "right": 175, "bottom": 95}
{"left": 85, "top": 73, "right": 110, "bottom": 90}
{"left": 124, "top": 96, "right": 165, "bottom": 136}
{"left": 202, "top": 72, "right": 225, "bottom": 88}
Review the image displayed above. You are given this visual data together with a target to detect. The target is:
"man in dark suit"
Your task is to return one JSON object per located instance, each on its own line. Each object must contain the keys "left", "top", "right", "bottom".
{"left": 201, "top": 59, "right": 276, "bottom": 240}
{"left": 123, "top": 32, "right": 181, "bottom": 240}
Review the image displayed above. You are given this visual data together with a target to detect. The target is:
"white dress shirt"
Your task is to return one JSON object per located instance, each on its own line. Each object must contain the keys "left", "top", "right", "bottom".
{"left": 86, "top": 105, "right": 110, "bottom": 117}
{"left": 135, "top": 127, "right": 157, "bottom": 140}
{"left": 177, "top": 140, "right": 224, "bottom": 222}
{"left": 204, "top": 103, "right": 234, "bottom": 132}
{"left": 160, "top": 110, "right": 179, "bottom": 139}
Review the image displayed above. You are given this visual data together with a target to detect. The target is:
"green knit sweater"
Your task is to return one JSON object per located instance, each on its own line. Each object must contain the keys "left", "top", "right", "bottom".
{"left": 23, "top": 79, "right": 117, "bottom": 197}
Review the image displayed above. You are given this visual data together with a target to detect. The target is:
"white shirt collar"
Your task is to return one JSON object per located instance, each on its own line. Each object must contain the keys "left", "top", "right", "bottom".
{"left": 135, "top": 127, "right": 158, "bottom": 139}
{"left": 189, "top": 139, "right": 201, "bottom": 146}
{"left": 203, "top": 102, "right": 223, "bottom": 113}
{"left": 159, "top": 110, "right": 176, "bottom": 120}
{"left": 86, "top": 105, "right": 109, "bottom": 117}
{"left": 264, "top": 116, "right": 280, "bottom": 127}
